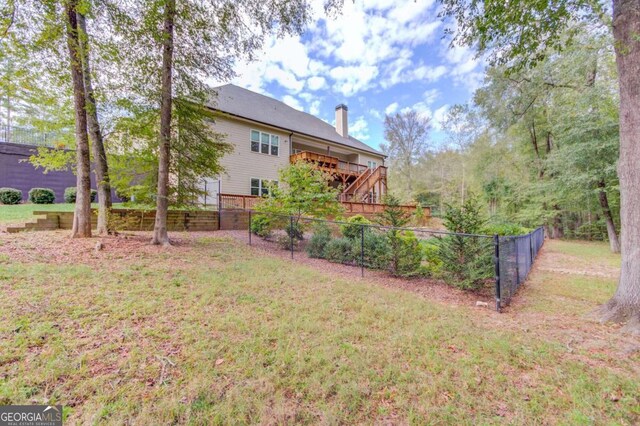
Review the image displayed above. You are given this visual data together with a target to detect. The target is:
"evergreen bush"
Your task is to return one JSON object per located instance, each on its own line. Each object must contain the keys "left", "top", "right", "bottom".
{"left": 306, "top": 222, "right": 332, "bottom": 258}
{"left": 0, "top": 188, "right": 22, "bottom": 205}
{"left": 340, "top": 214, "right": 371, "bottom": 240}
{"left": 324, "top": 238, "right": 355, "bottom": 264}
{"left": 64, "top": 187, "right": 97, "bottom": 203}
{"left": 28, "top": 188, "right": 55, "bottom": 204}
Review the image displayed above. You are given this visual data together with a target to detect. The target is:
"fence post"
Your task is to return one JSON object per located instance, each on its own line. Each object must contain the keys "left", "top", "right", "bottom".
{"left": 529, "top": 232, "right": 533, "bottom": 266}
{"left": 248, "top": 210, "right": 252, "bottom": 246}
{"left": 290, "top": 216, "right": 294, "bottom": 259}
{"left": 515, "top": 236, "right": 520, "bottom": 286}
{"left": 217, "top": 183, "right": 222, "bottom": 231}
{"left": 360, "top": 224, "right": 365, "bottom": 278}
{"left": 494, "top": 234, "right": 501, "bottom": 313}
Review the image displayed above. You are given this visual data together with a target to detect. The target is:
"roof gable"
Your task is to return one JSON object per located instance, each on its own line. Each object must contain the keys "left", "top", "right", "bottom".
{"left": 208, "top": 84, "right": 383, "bottom": 157}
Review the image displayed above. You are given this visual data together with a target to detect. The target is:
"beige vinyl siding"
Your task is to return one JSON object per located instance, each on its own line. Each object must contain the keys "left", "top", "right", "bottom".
{"left": 213, "top": 117, "right": 289, "bottom": 195}
{"left": 358, "top": 153, "right": 385, "bottom": 168}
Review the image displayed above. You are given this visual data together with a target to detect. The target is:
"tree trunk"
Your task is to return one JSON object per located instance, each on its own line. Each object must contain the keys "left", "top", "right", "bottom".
{"left": 151, "top": 0, "right": 175, "bottom": 246}
{"left": 77, "top": 12, "right": 111, "bottom": 235}
{"left": 551, "top": 205, "right": 563, "bottom": 239}
{"left": 65, "top": 0, "right": 92, "bottom": 238}
{"left": 601, "top": 0, "right": 640, "bottom": 333}
{"left": 597, "top": 180, "right": 620, "bottom": 253}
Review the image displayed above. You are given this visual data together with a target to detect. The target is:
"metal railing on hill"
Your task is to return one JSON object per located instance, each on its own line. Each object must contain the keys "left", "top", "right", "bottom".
{"left": 0, "top": 125, "right": 63, "bottom": 147}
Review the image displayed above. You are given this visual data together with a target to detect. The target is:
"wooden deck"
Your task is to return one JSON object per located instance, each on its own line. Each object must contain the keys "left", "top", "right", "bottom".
{"left": 290, "top": 151, "right": 368, "bottom": 180}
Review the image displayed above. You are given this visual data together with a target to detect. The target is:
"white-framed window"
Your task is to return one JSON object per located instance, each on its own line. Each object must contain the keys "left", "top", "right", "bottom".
{"left": 367, "top": 160, "right": 378, "bottom": 169}
{"left": 250, "top": 178, "right": 278, "bottom": 196}
{"left": 251, "top": 130, "right": 279, "bottom": 156}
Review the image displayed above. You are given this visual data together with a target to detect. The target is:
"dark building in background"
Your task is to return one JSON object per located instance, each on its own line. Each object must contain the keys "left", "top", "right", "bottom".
{"left": 0, "top": 142, "right": 117, "bottom": 203}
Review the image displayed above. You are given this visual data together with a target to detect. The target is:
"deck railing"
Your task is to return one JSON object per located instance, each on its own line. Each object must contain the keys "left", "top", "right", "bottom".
{"left": 290, "top": 151, "right": 368, "bottom": 176}
{"left": 219, "top": 192, "right": 429, "bottom": 217}
{"left": 219, "top": 193, "right": 261, "bottom": 210}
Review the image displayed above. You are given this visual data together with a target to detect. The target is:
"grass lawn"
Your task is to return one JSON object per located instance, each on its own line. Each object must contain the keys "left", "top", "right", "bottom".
{"left": 0, "top": 232, "right": 638, "bottom": 424}
{"left": 0, "top": 203, "right": 215, "bottom": 226}
{"left": 0, "top": 203, "right": 81, "bottom": 225}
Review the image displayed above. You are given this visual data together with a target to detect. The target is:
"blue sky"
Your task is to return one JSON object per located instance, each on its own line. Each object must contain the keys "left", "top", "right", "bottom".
{"left": 227, "top": 0, "right": 484, "bottom": 151}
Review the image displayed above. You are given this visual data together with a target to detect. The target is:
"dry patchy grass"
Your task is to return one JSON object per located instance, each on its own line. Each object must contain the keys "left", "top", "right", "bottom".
{"left": 0, "top": 232, "right": 638, "bottom": 425}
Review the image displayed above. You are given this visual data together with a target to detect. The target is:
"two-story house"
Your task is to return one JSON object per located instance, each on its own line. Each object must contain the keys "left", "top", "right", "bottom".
{"left": 203, "top": 84, "right": 388, "bottom": 210}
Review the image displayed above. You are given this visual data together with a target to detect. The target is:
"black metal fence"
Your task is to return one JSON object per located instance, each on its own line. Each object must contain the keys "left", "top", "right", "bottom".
{"left": 244, "top": 211, "right": 545, "bottom": 311}
{"left": 496, "top": 227, "right": 545, "bottom": 308}
{"left": 0, "top": 125, "right": 62, "bottom": 147}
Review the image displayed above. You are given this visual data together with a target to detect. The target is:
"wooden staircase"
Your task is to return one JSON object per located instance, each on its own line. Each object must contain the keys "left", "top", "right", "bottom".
{"left": 340, "top": 166, "right": 387, "bottom": 203}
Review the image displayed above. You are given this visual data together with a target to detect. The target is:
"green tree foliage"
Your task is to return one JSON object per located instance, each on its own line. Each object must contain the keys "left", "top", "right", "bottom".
{"left": 438, "top": 0, "right": 640, "bottom": 332}
{"left": 376, "top": 195, "right": 421, "bottom": 276}
{"left": 437, "top": 196, "right": 494, "bottom": 290}
{"left": 340, "top": 214, "right": 371, "bottom": 240}
{"left": 255, "top": 162, "right": 344, "bottom": 237}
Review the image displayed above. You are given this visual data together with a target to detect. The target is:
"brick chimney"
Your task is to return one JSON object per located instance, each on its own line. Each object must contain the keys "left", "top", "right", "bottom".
{"left": 335, "top": 104, "right": 348, "bottom": 138}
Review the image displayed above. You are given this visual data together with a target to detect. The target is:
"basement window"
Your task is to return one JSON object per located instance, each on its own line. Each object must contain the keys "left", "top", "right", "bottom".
{"left": 251, "top": 130, "right": 279, "bottom": 156}
{"left": 251, "top": 178, "right": 278, "bottom": 196}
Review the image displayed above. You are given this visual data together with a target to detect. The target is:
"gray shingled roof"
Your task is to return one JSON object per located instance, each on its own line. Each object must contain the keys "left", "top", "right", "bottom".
{"left": 208, "top": 84, "right": 383, "bottom": 156}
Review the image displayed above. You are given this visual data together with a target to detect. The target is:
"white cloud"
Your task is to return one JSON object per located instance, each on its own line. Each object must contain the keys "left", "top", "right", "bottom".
{"left": 432, "top": 105, "right": 449, "bottom": 131}
{"left": 369, "top": 109, "right": 383, "bottom": 120}
{"left": 309, "top": 100, "right": 321, "bottom": 116}
{"left": 264, "top": 66, "right": 305, "bottom": 93}
{"left": 230, "top": 0, "right": 446, "bottom": 98}
{"left": 307, "top": 76, "right": 327, "bottom": 91}
{"left": 384, "top": 102, "right": 399, "bottom": 115}
{"left": 423, "top": 89, "right": 440, "bottom": 105}
{"left": 282, "top": 95, "right": 304, "bottom": 111}
{"left": 399, "top": 102, "right": 448, "bottom": 130}
{"left": 440, "top": 42, "right": 485, "bottom": 91}
{"left": 329, "top": 65, "right": 379, "bottom": 97}
{"left": 349, "top": 116, "right": 370, "bottom": 141}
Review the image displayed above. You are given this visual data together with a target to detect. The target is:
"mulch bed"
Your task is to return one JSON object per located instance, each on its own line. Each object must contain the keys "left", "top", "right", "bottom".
{"left": 217, "top": 230, "right": 494, "bottom": 308}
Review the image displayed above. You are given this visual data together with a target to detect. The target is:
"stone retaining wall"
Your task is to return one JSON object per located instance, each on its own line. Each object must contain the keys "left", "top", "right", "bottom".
{"left": 6, "top": 209, "right": 219, "bottom": 233}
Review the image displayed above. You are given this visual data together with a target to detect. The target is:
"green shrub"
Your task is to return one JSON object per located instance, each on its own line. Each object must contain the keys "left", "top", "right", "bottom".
{"left": 437, "top": 235, "right": 494, "bottom": 290}
{"left": 250, "top": 214, "right": 273, "bottom": 239}
{"left": 277, "top": 233, "right": 298, "bottom": 251}
{"left": 285, "top": 220, "right": 304, "bottom": 240}
{"left": 421, "top": 240, "right": 443, "bottom": 276}
{"left": 574, "top": 221, "right": 607, "bottom": 241}
{"left": 306, "top": 223, "right": 332, "bottom": 258}
{"left": 340, "top": 214, "right": 371, "bottom": 240}
{"left": 0, "top": 187, "right": 22, "bottom": 205}
{"left": 412, "top": 204, "right": 425, "bottom": 226}
{"left": 114, "top": 187, "right": 131, "bottom": 202}
{"left": 64, "top": 187, "right": 97, "bottom": 203}
{"left": 482, "top": 222, "right": 531, "bottom": 236}
{"left": 324, "top": 238, "right": 355, "bottom": 264}
{"left": 394, "top": 231, "right": 423, "bottom": 277}
{"left": 352, "top": 231, "right": 390, "bottom": 270}
{"left": 28, "top": 188, "right": 55, "bottom": 204}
